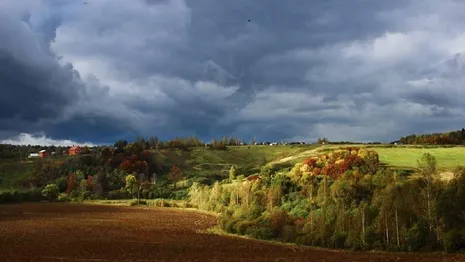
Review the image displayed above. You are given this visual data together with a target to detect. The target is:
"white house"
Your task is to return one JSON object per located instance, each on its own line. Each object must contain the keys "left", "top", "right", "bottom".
{"left": 28, "top": 153, "right": 39, "bottom": 158}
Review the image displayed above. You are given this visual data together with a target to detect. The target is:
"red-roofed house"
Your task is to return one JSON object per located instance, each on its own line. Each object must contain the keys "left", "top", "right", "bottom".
{"left": 38, "top": 150, "right": 49, "bottom": 158}
{"left": 69, "top": 146, "right": 81, "bottom": 156}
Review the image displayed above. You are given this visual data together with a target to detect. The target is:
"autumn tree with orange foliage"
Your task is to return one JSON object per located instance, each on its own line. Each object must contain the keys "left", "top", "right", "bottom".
{"left": 66, "top": 173, "right": 77, "bottom": 194}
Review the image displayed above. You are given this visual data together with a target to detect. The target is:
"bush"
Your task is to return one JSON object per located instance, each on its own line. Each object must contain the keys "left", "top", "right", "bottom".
{"left": 245, "top": 226, "right": 274, "bottom": 240}
{"left": 107, "top": 189, "right": 130, "bottom": 199}
{"left": 405, "top": 222, "right": 430, "bottom": 251}
{"left": 151, "top": 187, "right": 173, "bottom": 199}
{"left": 173, "top": 189, "right": 188, "bottom": 200}
{"left": 55, "top": 177, "right": 68, "bottom": 192}
{"left": 270, "top": 209, "right": 290, "bottom": 238}
{"left": 444, "top": 229, "right": 465, "bottom": 251}
{"left": 160, "top": 200, "right": 171, "bottom": 207}
{"left": 331, "top": 231, "right": 348, "bottom": 249}
{"left": 281, "top": 225, "right": 298, "bottom": 243}
{"left": 41, "top": 184, "right": 59, "bottom": 201}
{"left": 129, "top": 200, "right": 147, "bottom": 206}
{"left": 234, "top": 220, "right": 254, "bottom": 235}
{"left": 296, "top": 235, "right": 313, "bottom": 246}
{"left": 345, "top": 231, "right": 363, "bottom": 250}
{"left": 76, "top": 191, "right": 91, "bottom": 202}
{"left": 219, "top": 213, "right": 237, "bottom": 233}
{"left": 363, "top": 226, "right": 377, "bottom": 249}
{"left": 0, "top": 189, "right": 44, "bottom": 204}
{"left": 150, "top": 199, "right": 172, "bottom": 207}
{"left": 57, "top": 193, "right": 71, "bottom": 202}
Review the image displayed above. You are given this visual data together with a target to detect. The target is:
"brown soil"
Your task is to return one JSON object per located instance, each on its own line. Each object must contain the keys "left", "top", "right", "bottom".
{"left": 0, "top": 203, "right": 463, "bottom": 262}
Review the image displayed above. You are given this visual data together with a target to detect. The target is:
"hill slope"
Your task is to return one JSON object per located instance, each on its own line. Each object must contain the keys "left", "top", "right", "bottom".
{"left": 153, "top": 145, "right": 318, "bottom": 184}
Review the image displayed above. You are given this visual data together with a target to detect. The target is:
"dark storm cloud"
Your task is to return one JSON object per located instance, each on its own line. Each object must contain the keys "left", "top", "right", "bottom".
{"left": 0, "top": 8, "right": 76, "bottom": 130}
{"left": 2, "top": 0, "right": 465, "bottom": 145}
{"left": 0, "top": 2, "right": 131, "bottom": 144}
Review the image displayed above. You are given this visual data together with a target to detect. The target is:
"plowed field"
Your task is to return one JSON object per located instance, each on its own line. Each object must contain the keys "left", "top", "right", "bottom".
{"left": 0, "top": 203, "right": 463, "bottom": 262}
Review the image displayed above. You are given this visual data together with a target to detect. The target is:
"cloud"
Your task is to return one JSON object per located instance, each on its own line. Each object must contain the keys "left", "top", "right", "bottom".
{"left": 2, "top": 0, "right": 465, "bottom": 143}
{"left": 0, "top": 133, "right": 95, "bottom": 147}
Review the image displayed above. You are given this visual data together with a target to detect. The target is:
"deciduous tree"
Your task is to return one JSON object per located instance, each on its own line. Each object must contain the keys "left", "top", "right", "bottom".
{"left": 168, "top": 166, "right": 183, "bottom": 190}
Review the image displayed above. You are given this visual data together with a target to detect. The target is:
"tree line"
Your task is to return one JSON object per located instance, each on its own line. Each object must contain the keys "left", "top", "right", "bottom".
{"left": 397, "top": 128, "right": 465, "bottom": 145}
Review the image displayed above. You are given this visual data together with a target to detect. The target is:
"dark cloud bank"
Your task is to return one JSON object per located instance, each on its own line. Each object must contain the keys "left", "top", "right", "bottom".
{"left": 1, "top": 0, "right": 465, "bottom": 145}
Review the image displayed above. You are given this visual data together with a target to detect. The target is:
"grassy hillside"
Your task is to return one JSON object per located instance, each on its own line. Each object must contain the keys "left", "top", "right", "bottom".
{"left": 153, "top": 145, "right": 318, "bottom": 184}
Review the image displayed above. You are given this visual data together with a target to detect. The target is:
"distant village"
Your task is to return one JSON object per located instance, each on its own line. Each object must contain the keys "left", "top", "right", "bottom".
{"left": 28, "top": 146, "right": 84, "bottom": 158}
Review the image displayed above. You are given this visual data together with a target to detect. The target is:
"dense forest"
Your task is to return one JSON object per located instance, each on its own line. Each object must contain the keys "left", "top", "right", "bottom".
{"left": 188, "top": 148, "right": 465, "bottom": 252}
{"left": 398, "top": 128, "right": 465, "bottom": 145}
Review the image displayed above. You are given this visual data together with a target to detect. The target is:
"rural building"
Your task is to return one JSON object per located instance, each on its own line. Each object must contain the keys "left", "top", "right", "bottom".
{"left": 69, "top": 146, "right": 81, "bottom": 156}
{"left": 28, "top": 153, "right": 39, "bottom": 158}
{"left": 38, "top": 150, "right": 49, "bottom": 158}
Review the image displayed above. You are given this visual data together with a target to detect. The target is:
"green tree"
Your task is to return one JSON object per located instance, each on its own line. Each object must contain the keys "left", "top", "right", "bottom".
{"left": 417, "top": 153, "right": 439, "bottom": 232}
{"left": 125, "top": 174, "right": 137, "bottom": 196}
{"left": 42, "top": 184, "right": 59, "bottom": 201}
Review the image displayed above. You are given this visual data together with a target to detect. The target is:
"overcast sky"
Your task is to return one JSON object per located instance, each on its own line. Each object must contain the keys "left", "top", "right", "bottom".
{"left": 1, "top": 0, "right": 465, "bottom": 145}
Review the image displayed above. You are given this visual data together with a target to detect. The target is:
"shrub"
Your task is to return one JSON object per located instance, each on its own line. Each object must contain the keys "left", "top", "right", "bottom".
{"left": 219, "top": 213, "right": 236, "bottom": 233}
{"left": 0, "top": 189, "right": 41, "bottom": 203}
{"left": 151, "top": 187, "right": 173, "bottom": 199}
{"left": 57, "top": 193, "right": 71, "bottom": 202}
{"left": 129, "top": 200, "right": 147, "bottom": 206}
{"left": 296, "top": 235, "right": 313, "bottom": 246}
{"left": 331, "top": 231, "right": 348, "bottom": 249}
{"left": 173, "top": 189, "right": 188, "bottom": 200}
{"left": 234, "top": 220, "right": 254, "bottom": 235}
{"left": 55, "top": 176, "right": 68, "bottom": 192}
{"left": 245, "top": 226, "right": 274, "bottom": 240}
{"left": 405, "top": 222, "right": 429, "bottom": 251}
{"left": 151, "top": 199, "right": 172, "bottom": 207}
{"left": 363, "top": 226, "right": 378, "bottom": 249}
{"left": 107, "top": 189, "right": 130, "bottom": 199}
{"left": 281, "top": 225, "right": 298, "bottom": 243}
{"left": 444, "top": 229, "right": 465, "bottom": 251}
{"left": 269, "top": 209, "right": 290, "bottom": 238}
{"left": 160, "top": 201, "right": 171, "bottom": 207}
{"left": 345, "top": 231, "right": 363, "bottom": 250}
{"left": 42, "top": 184, "right": 59, "bottom": 201}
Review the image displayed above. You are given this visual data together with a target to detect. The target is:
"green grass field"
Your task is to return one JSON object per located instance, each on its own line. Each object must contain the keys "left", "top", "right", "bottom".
{"left": 372, "top": 147, "right": 465, "bottom": 169}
